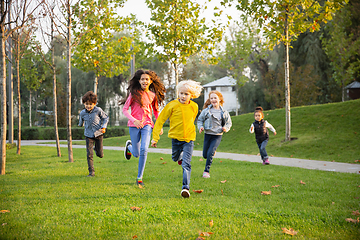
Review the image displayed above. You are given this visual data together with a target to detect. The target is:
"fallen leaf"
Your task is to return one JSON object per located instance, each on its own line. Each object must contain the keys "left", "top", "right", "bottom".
{"left": 261, "top": 191, "right": 271, "bottom": 195}
{"left": 355, "top": 160, "right": 359, "bottom": 163}
{"left": 138, "top": 184, "right": 143, "bottom": 189}
{"left": 193, "top": 189, "right": 204, "bottom": 193}
{"left": 270, "top": 155, "right": 274, "bottom": 157}
{"left": 2, "top": 223, "right": 7, "bottom": 226}
{"left": 352, "top": 210, "right": 360, "bottom": 216}
{"left": 324, "top": 164, "right": 326, "bottom": 166}
{"left": 162, "top": 162, "right": 167, "bottom": 164}
{"left": 199, "top": 232, "right": 214, "bottom": 237}
{"left": 300, "top": 180, "right": 306, "bottom": 185}
{"left": 221, "top": 189, "right": 223, "bottom": 195}
{"left": 130, "top": 206, "right": 142, "bottom": 212}
{"left": 197, "top": 143, "right": 199, "bottom": 145}
{"left": 345, "top": 217, "right": 359, "bottom": 223}
{"left": 132, "top": 235, "right": 138, "bottom": 239}
{"left": 290, "top": 155, "right": 293, "bottom": 157}
{"left": 220, "top": 160, "right": 222, "bottom": 163}
{"left": 272, "top": 185, "right": 280, "bottom": 188}
{"left": 0, "top": 210, "right": 10, "bottom": 213}
{"left": 282, "top": 227, "right": 298, "bottom": 235}
{"left": 220, "top": 180, "right": 227, "bottom": 183}
{"left": 332, "top": 202, "right": 335, "bottom": 205}
{"left": 257, "top": 153, "right": 260, "bottom": 156}
{"left": 172, "top": 170, "right": 174, "bottom": 172}
{"left": 196, "top": 238, "right": 205, "bottom": 240}
{"left": 160, "top": 157, "right": 163, "bottom": 160}
{"left": 102, "top": 209, "right": 107, "bottom": 212}
{"left": 209, "top": 220, "right": 213, "bottom": 227}
{"left": 199, "top": 158, "right": 203, "bottom": 161}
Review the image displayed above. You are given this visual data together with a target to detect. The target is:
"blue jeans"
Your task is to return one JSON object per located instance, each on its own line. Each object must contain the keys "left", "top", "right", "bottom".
{"left": 128, "top": 125, "right": 152, "bottom": 179}
{"left": 203, "top": 134, "right": 222, "bottom": 173}
{"left": 257, "top": 139, "right": 268, "bottom": 161}
{"left": 172, "top": 139, "right": 194, "bottom": 190}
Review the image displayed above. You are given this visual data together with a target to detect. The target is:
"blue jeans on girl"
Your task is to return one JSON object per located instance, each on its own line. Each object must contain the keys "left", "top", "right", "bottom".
{"left": 203, "top": 134, "right": 222, "bottom": 173}
{"left": 257, "top": 139, "right": 268, "bottom": 160}
{"left": 171, "top": 139, "right": 194, "bottom": 190}
{"left": 128, "top": 125, "right": 152, "bottom": 179}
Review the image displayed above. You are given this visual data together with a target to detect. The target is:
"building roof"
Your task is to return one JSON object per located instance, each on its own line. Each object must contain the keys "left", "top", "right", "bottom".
{"left": 203, "top": 76, "right": 236, "bottom": 87}
{"left": 345, "top": 81, "right": 360, "bottom": 89}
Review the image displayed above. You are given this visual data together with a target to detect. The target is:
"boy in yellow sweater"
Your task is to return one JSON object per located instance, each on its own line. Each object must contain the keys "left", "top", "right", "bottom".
{"left": 151, "top": 80, "right": 202, "bottom": 198}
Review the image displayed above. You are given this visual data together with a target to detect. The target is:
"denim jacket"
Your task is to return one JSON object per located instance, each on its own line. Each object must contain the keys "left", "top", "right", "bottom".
{"left": 197, "top": 105, "right": 232, "bottom": 133}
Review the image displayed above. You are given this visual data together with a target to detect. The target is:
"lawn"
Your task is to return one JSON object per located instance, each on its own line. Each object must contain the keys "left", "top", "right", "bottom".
{"left": 1, "top": 146, "right": 359, "bottom": 239}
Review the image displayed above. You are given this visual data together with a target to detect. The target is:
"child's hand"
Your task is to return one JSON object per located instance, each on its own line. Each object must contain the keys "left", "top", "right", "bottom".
{"left": 160, "top": 128, "right": 164, "bottom": 135}
{"left": 151, "top": 140, "right": 157, "bottom": 148}
{"left": 250, "top": 126, "right": 254, "bottom": 132}
{"left": 133, "top": 120, "right": 143, "bottom": 129}
{"left": 273, "top": 131, "right": 277, "bottom": 135}
{"left": 101, "top": 128, "right": 106, "bottom": 133}
{"left": 199, "top": 127, "right": 204, "bottom": 134}
{"left": 222, "top": 127, "right": 227, "bottom": 133}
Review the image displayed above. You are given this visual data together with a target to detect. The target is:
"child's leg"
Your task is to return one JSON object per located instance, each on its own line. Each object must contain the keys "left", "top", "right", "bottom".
{"left": 85, "top": 137, "right": 95, "bottom": 175}
{"left": 137, "top": 125, "right": 152, "bottom": 180}
{"left": 202, "top": 133, "right": 211, "bottom": 159}
{"left": 204, "top": 134, "right": 222, "bottom": 173}
{"left": 128, "top": 127, "right": 141, "bottom": 158}
{"left": 94, "top": 135, "right": 104, "bottom": 158}
{"left": 171, "top": 139, "right": 183, "bottom": 162}
{"left": 259, "top": 140, "right": 269, "bottom": 160}
{"left": 180, "top": 141, "right": 194, "bottom": 190}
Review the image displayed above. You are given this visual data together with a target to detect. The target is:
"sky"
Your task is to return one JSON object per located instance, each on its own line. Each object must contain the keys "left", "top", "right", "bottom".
{"left": 119, "top": 0, "right": 242, "bottom": 29}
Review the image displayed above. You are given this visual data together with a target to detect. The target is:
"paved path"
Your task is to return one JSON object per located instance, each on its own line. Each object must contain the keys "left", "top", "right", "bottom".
{"left": 20, "top": 140, "right": 360, "bottom": 174}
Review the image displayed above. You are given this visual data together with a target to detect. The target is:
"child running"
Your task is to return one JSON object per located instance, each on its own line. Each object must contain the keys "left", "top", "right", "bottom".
{"left": 249, "top": 106, "right": 277, "bottom": 165}
{"left": 151, "top": 80, "right": 202, "bottom": 198}
{"left": 78, "top": 91, "right": 109, "bottom": 177}
{"left": 121, "top": 69, "right": 166, "bottom": 187}
{"left": 197, "top": 90, "right": 232, "bottom": 178}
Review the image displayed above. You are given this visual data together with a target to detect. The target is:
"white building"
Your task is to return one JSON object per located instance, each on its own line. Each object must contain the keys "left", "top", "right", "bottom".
{"left": 203, "top": 76, "right": 240, "bottom": 114}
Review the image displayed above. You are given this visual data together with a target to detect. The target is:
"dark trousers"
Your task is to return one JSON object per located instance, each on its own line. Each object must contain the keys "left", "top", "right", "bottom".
{"left": 85, "top": 135, "right": 104, "bottom": 174}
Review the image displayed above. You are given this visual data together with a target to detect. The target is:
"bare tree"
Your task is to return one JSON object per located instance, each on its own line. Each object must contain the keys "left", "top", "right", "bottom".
{"left": 1, "top": 0, "right": 43, "bottom": 175}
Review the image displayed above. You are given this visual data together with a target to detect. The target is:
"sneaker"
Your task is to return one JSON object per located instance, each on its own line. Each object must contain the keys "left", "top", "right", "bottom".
{"left": 263, "top": 159, "right": 270, "bottom": 165}
{"left": 136, "top": 179, "right": 145, "bottom": 187}
{"left": 181, "top": 189, "right": 190, "bottom": 198}
{"left": 202, "top": 172, "right": 210, "bottom": 178}
{"left": 124, "top": 140, "right": 132, "bottom": 160}
{"left": 87, "top": 173, "right": 95, "bottom": 177}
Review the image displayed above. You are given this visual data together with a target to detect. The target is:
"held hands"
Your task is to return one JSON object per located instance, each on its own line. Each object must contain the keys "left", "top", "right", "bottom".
{"left": 133, "top": 120, "right": 144, "bottom": 129}
{"left": 222, "top": 127, "right": 227, "bottom": 133}
{"left": 274, "top": 131, "right": 277, "bottom": 135}
{"left": 101, "top": 128, "right": 106, "bottom": 133}
{"left": 151, "top": 140, "right": 157, "bottom": 148}
{"left": 160, "top": 128, "right": 164, "bottom": 135}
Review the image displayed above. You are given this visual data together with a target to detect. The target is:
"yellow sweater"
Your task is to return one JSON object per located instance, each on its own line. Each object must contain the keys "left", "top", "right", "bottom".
{"left": 152, "top": 99, "right": 198, "bottom": 143}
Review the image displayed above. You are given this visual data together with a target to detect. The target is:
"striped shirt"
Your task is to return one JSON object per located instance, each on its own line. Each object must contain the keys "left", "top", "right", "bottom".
{"left": 78, "top": 106, "right": 109, "bottom": 138}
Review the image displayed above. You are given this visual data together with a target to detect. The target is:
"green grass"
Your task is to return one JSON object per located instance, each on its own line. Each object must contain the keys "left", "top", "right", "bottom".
{"left": 70, "top": 99, "right": 360, "bottom": 163}
{"left": 1, "top": 146, "right": 359, "bottom": 239}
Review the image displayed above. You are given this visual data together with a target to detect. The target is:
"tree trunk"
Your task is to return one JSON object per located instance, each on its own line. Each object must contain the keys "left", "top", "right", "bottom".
{"left": 0, "top": 23, "right": 7, "bottom": 175}
{"left": 29, "top": 90, "right": 32, "bottom": 127}
{"left": 7, "top": 33, "right": 13, "bottom": 144}
{"left": 285, "top": 10, "right": 291, "bottom": 142}
{"left": 94, "top": 75, "right": 98, "bottom": 95}
{"left": 16, "top": 40, "right": 21, "bottom": 155}
{"left": 66, "top": 2, "right": 73, "bottom": 162}
{"left": 52, "top": 16, "right": 61, "bottom": 157}
{"left": 174, "top": 62, "right": 178, "bottom": 97}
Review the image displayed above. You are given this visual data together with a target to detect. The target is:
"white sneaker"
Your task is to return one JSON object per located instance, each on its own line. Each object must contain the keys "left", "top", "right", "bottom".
{"left": 202, "top": 172, "right": 210, "bottom": 178}
{"left": 181, "top": 189, "right": 190, "bottom": 198}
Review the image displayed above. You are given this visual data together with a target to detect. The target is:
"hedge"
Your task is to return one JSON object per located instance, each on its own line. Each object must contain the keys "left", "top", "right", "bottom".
{"left": 3, "top": 127, "right": 127, "bottom": 140}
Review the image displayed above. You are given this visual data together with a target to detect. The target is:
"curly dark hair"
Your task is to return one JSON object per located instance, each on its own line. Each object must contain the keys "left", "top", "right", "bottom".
{"left": 82, "top": 91, "right": 97, "bottom": 104}
{"left": 119, "top": 69, "right": 166, "bottom": 108}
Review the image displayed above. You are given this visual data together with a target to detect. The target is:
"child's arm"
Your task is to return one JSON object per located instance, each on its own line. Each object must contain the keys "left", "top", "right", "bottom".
{"left": 265, "top": 121, "right": 277, "bottom": 135}
{"left": 222, "top": 111, "right": 232, "bottom": 133}
{"left": 122, "top": 94, "right": 143, "bottom": 128}
{"left": 151, "top": 103, "right": 172, "bottom": 147}
{"left": 78, "top": 111, "right": 84, "bottom": 127}
{"left": 197, "top": 110, "right": 206, "bottom": 133}
{"left": 249, "top": 123, "right": 254, "bottom": 133}
{"left": 99, "top": 108, "right": 109, "bottom": 132}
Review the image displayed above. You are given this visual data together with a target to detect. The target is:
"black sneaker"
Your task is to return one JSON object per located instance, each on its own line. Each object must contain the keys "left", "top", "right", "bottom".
{"left": 124, "top": 140, "right": 132, "bottom": 160}
{"left": 87, "top": 173, "right": 95, "bottom": 177}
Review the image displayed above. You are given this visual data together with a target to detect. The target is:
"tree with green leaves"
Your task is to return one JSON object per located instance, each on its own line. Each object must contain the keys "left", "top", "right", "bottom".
{"left": 72, "top": 3, "right": 136, "bottom": 95}
{"left": 322, "top": 0, "right": 360, "bottom": 101}
{"left": 145, "top": 0, "right": 224, "bottom": 91}
{"left": 222, "top": 0, "right": 348, "bottom": 141}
